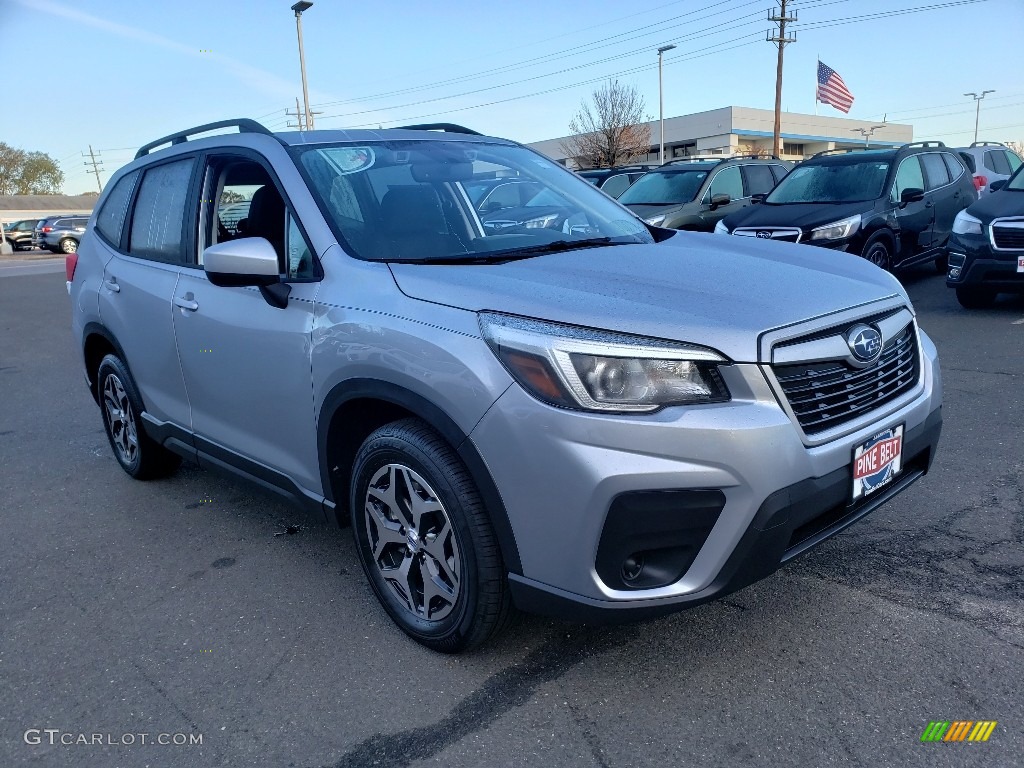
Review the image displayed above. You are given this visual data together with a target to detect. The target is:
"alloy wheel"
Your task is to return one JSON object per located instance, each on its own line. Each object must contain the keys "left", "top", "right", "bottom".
{"left": 103, "top": 373, "right": 139, "bottom": 465}
{"left": 864, "top": 242, "right": 890, "bottom": 269}
{"left": 363, "top": 463, "right": 461, "bottom": 622}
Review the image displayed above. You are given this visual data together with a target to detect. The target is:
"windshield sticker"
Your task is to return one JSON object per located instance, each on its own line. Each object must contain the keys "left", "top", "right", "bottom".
{"left": 322, "top": 147, "right": 375, "bottom": 175}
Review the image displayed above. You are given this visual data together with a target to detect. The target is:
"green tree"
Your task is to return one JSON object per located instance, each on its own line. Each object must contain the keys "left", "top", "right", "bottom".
{"left": 0, "top": 142, "right": 64, "bottom": 195}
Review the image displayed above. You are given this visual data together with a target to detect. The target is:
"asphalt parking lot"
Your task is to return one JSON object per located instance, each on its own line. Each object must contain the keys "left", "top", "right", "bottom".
{"left": 1, "top": 257, "right": 1021, "bottom": 768}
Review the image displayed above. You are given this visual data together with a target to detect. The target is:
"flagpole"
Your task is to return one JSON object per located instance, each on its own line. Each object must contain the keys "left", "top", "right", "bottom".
{"left": 814, "top": 54, "right": 819, "bottom": 115}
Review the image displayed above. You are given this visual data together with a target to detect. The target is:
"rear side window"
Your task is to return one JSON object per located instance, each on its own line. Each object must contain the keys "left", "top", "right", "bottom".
{"left": 95, "top": 171, "right": 138, "bottom": 245}
{"left": 771, "top": 164, "right": 788, "bottom": 183}
{"left": 53, "top": 219, "right": 69, "bottom": 228}
{"left": 129, "top": 158, "right": 193, "bottom": 263}
{"left": 920, "top": 154, "right": 950, "bottom": 190}
{"left": 984, "top": 150, "right": 1012, "bottom": 175}
{"left": 742, "top": 164, "right": 776, "bottom": 196}
{"left": 942, "top": 153, "right": 964, "bottom": 182}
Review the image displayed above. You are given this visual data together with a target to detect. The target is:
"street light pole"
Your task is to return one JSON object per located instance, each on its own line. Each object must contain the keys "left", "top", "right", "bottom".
{"left": 657, "top": 45, "right": 676, "bottom": 164}
{"left": 850, "top": 124, "right": 885, "bottom": 149}
{"left": 292, "top": 1, "right": 314, "bottom": 131}
{"left": 964, "top": 90, "right": 995, "bottom": 144}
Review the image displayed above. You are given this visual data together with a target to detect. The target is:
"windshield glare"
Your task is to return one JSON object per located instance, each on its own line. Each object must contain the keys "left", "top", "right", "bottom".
{"left": 766, "top": 160, "right": 890, "bottom": 203}
{"left": 1007, "top": 165, "right": 1024, "bottom": 190}
{"left": 297, "top": 141, "right": 650, "bottom": 262}
{"left": 618, "top": 170, "right": 707, "bottom": 205}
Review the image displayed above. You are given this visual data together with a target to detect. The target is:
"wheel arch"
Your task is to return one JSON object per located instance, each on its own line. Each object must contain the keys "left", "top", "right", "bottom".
{"left": 318, "top": 379, "right": 522, "bottom": 575}
{"left": 82, "top": 322, "right": 130, "bottom": 405}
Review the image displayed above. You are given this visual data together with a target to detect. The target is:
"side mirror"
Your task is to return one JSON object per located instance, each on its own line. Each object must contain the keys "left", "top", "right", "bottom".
{"left": 989, "top": 179, "right": 1006, "bottom": 191}
{"left": 204, "top": 238, "right": 291, "bottom": 308}
{"left": 709, "top": 193, "right": 731, "bottom": 209}
{"left": 899, "top": 187, "right": 925, "bottom": 205}
{"left": 750, "top": 193, "right": 765, "bottom": 204}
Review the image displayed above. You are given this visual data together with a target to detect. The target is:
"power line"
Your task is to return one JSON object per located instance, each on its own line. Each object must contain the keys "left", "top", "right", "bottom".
{"left": 82, "top": 145, "right": 104, "bottom": 193}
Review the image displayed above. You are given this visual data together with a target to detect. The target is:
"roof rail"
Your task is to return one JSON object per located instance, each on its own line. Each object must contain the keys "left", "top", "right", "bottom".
{"left": 135, "top": 119, "right": 276, "bottom": 159}
{"left": 662, "top": 153, "right": 781, "bottom": 166}
{"left": 969, "top": 141, "right": 1005, "bottom": 148}
{"left": 809, "top": 147, "right": 883, "bottom": 159}
{"left": 901, "top": 140, "right": 946, "bottom": 149}
{"left": 394, "top": 123, "right": 482, "bottom": 135}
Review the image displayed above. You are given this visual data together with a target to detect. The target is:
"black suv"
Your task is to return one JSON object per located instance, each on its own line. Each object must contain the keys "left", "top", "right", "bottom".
{"left": 945, "top": 166, "right": 1024, "bottom": 307}
{"left": 617, "top": 156, "right": 791, "bottom": 232}
{"left": 717, "top": 142, "right": 977, "bottom": 272}
{"left": 2, "top": 219, "right": 39, "bottom": 250}
{"left": 577, "top": 165, "right": 658, "bottom": 198}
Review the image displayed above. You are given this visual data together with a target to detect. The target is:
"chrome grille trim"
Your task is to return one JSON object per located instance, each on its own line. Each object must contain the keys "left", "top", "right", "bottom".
{"left": 990, "top": 217, "right": 1024, "bottom": 251}
{"left": 733, "top": 227, "right": 802, "bottom": 243}
{"left": 770, "top": 318, "right": 922, "bottom": 437}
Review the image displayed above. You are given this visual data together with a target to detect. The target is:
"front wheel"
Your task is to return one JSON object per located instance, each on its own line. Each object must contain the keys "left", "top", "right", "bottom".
{"left": 860, "top": 233, "right": 892, "bottom": 271}
{"left": 97, "top": 355, "right": 181, "bottom": 479}
{"left": 350, "top": 418, "right": 513, "bottom": 652}
{"left": 956, "top": 286, "right": 997, "bottom": 309}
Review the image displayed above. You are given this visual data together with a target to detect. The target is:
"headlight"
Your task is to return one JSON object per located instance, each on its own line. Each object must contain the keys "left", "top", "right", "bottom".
{"left": 808, "top": 214, "right": 861, "bottom": 241}
{"left": 522, "top": 213, "right": 559, "bottom": 229}
{"left": 714, "top": 219, "right": 729, "bottom": 235}
{"left": 479, "top": 313, "right": 730, "bottom": 413}
{"left": 952, "top": 210, "right": 983, "bottom": 235}
{"left": 643, "top": 214, "right": 666, "bottom": 227}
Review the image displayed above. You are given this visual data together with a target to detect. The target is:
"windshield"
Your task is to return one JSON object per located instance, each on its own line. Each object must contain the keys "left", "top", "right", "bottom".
{"left": 296, "top": 141, "right": 650, "bottom": 262}
{"left": 618, "top": 170, "right": 707, "bottom": 205}
{"left": 766, "top": 160, "right": 890, "bottom": 203}
{"left": 1006, "top": 164, "right": 1024, "bottom": 191}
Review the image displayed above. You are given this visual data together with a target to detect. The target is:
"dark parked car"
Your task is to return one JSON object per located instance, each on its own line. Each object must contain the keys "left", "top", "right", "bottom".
{"left": 34, "top": 216, "right": 89, "bottom": 253}
{"left": 717, "top": 142, "right": 977, "bottom": 272}
{"left": 577, "top": 165, "right": 658, "bottom": 198}
{"left": 2, "top": 219, "right": 39, "bottom": 250}
{"left": 618, "top": 156, "right": 791, "bottom": 232}
{"left": 945, "top": 166, "right": 1024, "bottom": 307}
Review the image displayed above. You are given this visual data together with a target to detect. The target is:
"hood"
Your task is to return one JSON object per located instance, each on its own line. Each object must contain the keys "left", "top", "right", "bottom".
{"left": 968, "top": 188, "right": 1024, "bottom": 223}
{"left": 623, "top": 203, "right": 684, "bottom": 221}
{"left": 725, "top": 200, "right": 873, "bottom": 232}
{"left": 388, "top": 232, "right": 904, "bottom": 363}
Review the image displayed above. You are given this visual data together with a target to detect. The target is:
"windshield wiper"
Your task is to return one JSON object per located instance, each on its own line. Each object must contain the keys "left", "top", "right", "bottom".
{"left": 389, "top": 237, "right": 627, "bottom": 264}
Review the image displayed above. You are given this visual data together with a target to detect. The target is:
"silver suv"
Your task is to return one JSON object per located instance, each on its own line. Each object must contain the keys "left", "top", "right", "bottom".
{"left": 68, "top": 119, "right": 943, "bottom": 652}
{"left": 955, "top": 142, "right": 1023, "bottom": 196}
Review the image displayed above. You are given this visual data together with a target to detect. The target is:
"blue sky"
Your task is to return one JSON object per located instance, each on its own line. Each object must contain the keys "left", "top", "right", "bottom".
{"left": 2, "top": 0, "right": 1022, "bottom": 193}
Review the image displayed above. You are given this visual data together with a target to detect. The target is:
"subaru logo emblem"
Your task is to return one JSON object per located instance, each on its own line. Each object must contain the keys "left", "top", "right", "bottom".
{"left": 755, "top": 230, "right": 772, "bottom": 239}
{"left": 846, "top": 324, "right": 882, "bottom": 364}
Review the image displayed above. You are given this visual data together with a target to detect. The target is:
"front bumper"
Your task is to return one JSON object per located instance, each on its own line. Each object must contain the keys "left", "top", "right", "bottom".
{"left": 946, "top": 232, "right": 1024, "bottom": 291}
{"left": 470, "top": 332, "right": 941, "bottom": 618}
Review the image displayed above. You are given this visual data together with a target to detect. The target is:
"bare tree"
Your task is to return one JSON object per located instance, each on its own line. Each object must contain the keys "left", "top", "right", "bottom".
{"left": 560, "top": 80, "right": 652, "bottom": 169}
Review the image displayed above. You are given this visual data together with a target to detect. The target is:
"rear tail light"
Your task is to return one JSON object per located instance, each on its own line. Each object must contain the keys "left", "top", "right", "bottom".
{"left": 41, "top": 226, "right": 53, "bottom": 233}
{"left": 65, "top": 252, "right": 79, "bottom": 282}
{"left": 973, "top": 174, "right": 988, "bottom": 192}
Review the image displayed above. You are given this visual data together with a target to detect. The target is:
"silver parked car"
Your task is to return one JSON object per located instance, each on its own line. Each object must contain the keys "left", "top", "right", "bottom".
{"left": 955, "top": 141, "right": 1022, "bottom": 196}
{"left": 68, "top": 119, "right": 942, "bottom": 652}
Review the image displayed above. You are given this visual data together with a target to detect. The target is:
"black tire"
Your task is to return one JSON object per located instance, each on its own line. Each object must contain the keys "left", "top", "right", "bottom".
{"left": 96, "top": 354, "right": 181, "bottom": 479}
{"left": 860, "top": 232, "right": 893, "bottom": 271}
{"left": 350, "top": 418, "right": 514, "bottom": 653}
{"left": 955, "top": 286, "right": 997, "bottom": 309}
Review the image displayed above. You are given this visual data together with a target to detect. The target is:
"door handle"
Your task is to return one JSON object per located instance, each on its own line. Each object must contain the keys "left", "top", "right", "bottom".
{"left": 103, "top": 278, "right": 120, "bottom": 293}
{"left": 174, "top": 296, "right": 199, "bottom": 312}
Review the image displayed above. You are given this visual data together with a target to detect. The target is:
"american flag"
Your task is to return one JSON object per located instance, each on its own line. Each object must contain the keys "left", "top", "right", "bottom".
{"left": 817, "top": 60, "right": 854, "bottom": 113}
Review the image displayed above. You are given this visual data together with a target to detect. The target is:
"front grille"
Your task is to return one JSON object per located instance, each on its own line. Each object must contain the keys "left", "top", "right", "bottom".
{"left": 991, "top": 220, "right": 1024, "bottom": 250}
{"left": 733, "top": 227, "right": 802, "bottom": 243}
{"left": 773, "top": 324, "right": 919, "bottom": 435}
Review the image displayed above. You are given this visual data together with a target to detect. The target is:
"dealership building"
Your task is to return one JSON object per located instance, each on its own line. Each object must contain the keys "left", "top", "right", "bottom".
{"left": 527, "top": 105, "right": 913, "bottom": 167}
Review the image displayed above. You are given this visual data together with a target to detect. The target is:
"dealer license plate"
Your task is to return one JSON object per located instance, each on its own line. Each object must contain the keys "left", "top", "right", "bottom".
{"left": 852, "top": 424, "right": 904, "bottom": 502}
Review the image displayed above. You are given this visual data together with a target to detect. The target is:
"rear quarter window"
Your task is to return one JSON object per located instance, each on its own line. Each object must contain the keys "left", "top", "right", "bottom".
{"left": 942, "top": 153, "right": 964, "bottom": 181}
{"left": 95, "top": 171, "right": 139, "bottom": 246}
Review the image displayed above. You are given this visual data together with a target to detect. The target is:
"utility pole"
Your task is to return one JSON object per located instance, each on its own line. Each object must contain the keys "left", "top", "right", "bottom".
{"left": 767, "top": 1, "right": 796, "bottom": 157}
{"left": 657, "top": 45, "right": 676, "bottom": 164}
{"left": 83, "top": 145, "right": 104, "bottom": 193}
{"left": 964, "top": 90, "right": 995, "bottom": 144}
{"left": 287, "top": 97, "right": 307, "bottom": 130}
{"left": 291, "top": 2, "right": 315, "bottom": 131}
